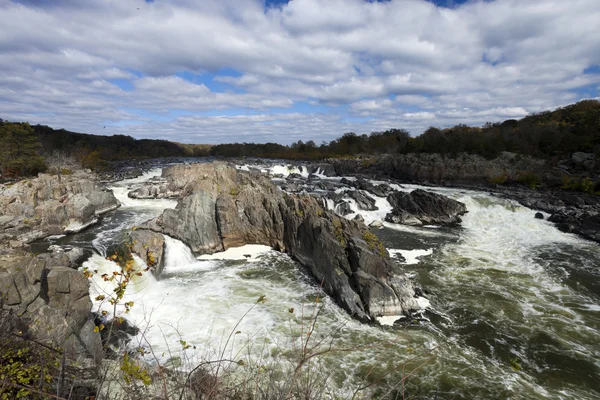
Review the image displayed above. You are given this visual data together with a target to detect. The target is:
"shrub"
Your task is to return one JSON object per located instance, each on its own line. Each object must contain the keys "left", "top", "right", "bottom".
{"left": 488, "top": 174, "right": 508, "bottom": 185}
{"left": 516, "top": 171, "right": 541, "bottom": 189}
{"left": 362, "top": 230, "right": 387, "bottom": 257}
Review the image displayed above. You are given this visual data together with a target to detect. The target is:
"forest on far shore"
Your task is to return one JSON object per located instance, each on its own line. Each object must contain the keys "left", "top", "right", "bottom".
{"left": 0, "top": 99, "right": 598, "bottom": 177}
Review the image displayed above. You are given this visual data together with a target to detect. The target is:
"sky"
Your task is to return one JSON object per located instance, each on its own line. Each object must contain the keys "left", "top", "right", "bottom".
{"left": 1, "top": 0, "right": 599, "bottom": 144}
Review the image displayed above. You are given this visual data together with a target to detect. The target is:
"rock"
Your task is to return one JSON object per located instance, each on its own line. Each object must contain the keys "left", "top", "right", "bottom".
{"left": 353, "top": 214, "right": 364, "bottom": 223}
{"left": 335, "top": 201, "right": 354, "bottom": 216}
{"left": 369, "top": 220, "right": 384, "bottom": 228}
{"left": 0, "top": 253, "right": 103, "bottom": 363}
{"left": 127, "top": 179, "right": 180, "bottom": 199}
{"left": 154, "top": 190, "right": 223, "bottom": 254}
{"left": 386, "top": 189, "right": 467, "bottom": 226}
{"left": 310, "top": 163, "right": 336, "bottom": 177}
{"left": 535, "top": 212, "right": 544, "bottom": 219}
{"left": 129, "top": 230, "right": 166, "bottom": 276}
{"left": 148, "top": 162, "right": 420, "bottom": 322}
{"left": 0, "top": 172, "right": 120, "bottom": 246}
{"left": 347, "top": 190, "right": 378, "bottom": 211}
{"left": 572, "top": 152, "right": 595, "bottom": 165}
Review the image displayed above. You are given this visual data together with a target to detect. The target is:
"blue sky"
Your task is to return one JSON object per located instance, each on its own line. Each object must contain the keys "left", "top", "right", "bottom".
{"left": 1, "top": 0, "right": 599, "bottom": 144}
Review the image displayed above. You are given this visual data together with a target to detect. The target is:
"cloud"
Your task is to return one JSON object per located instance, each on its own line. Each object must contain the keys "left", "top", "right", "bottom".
{"left": 0, "top": 0, "right": 599, "bottom": 143}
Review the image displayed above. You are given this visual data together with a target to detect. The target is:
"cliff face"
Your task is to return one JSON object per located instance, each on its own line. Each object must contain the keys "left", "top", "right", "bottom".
{"left": 134, "top": 162, "right": 424, "bottom": 322}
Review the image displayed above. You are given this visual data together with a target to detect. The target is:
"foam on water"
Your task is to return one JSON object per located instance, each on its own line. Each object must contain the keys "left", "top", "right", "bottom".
{"left": 78, "top": 167, "right": 600, "bottom": 398}
{"left": 164, "top": 235, "right": 197, "bottom": 267}
{"left": 389, "top": 248, "right": 433, "bottom": 264}
{"left": 269, "top": 164, "right": 309, "bottom": 178}
{"left": 198, "top": 244, "right": 272, "bottom": 262}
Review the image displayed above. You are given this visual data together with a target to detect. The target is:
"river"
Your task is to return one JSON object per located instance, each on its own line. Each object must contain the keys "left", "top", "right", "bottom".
{"left": 51, "top": 163, "right": 600, "bottom": 399}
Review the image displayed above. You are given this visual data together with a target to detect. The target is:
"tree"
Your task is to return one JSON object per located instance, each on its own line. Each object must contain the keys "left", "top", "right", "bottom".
{"left": 0, "top": 122, "right": 46, "bottom": 177}
{"left": 46, "top": 150, "right": 78, "bottom": 183}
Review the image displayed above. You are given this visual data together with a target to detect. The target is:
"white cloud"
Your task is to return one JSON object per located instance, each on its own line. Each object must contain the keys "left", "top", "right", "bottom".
{"left": 0, "top": 0, "right": 599, "bottom": 143}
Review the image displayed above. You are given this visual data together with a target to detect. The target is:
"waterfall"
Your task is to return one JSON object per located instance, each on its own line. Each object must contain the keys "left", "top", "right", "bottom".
{"left": 164, "top": 235, "right": 197, "bottom": 270}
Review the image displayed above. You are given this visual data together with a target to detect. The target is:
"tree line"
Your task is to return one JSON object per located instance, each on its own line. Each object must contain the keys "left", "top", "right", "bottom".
{"left": 210, "top": 100, "right": 600, "bottom": 160}
{"left": 1, "top": 99, "right": 598, "bottom": 178}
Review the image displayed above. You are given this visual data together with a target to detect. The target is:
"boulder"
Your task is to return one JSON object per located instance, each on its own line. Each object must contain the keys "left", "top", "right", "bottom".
{"left": 347, "top": 190, "right": 378, "bottom": 211}
{"left": 0, "top": 253, "right": 103, "bottom": 363}
{"left": 154, "top": 190, "right": 223, "bottom": 254}
{"left": 535, "top": 212, "right": 544, "bottom": 219}
{"left": 386, "top": 189, "right": 467, "bottom": 226}
{"left": 129, "top": 230, "right": 166, "bottom": 276}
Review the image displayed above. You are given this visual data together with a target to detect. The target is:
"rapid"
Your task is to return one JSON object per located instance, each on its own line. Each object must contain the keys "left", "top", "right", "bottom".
{"left": 54, "top": 164, "right": 600, "bottom": 399}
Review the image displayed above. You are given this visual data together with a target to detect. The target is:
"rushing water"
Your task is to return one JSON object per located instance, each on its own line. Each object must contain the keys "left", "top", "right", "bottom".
{"left": 57, "top": 164, "right": 600, "bottom": 399}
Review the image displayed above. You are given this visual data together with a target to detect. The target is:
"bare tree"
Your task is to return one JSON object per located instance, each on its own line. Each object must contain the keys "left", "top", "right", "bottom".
{"left": 46, "top": 150, "right": 78, "bottom": 184}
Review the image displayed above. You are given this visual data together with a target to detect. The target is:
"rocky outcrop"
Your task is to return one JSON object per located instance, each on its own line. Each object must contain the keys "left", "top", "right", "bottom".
{"left": 0, "top": 249, "right": 103, "bottom": 364}
{"left": 386, "top": 189, "right": 467, "bottom": 226}
{"left": 145, "top": 162, "right": 420, "bottom": 322}
{"left": 500, "top": 188, "right": 600, "bottom": 243}
{"left": 347, "top": 190, "right": 378, "bottom": 211}
{"left": 129, "top": 230, "right": 166, "bottom": 276}
{"left": 0, "top": 171, "right": 120, "bottom": 250}
{"left": 156, "top": 190, "right": 223, "bottom": 254}
{"left": 330, "top": 153, "right": 552, "bottom": 185}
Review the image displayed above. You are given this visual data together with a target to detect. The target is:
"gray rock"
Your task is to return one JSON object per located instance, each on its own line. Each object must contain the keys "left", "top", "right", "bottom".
{"left": 0, "top": 253, "right": 102, "bottom": 364}
{"left": 386, "top": 189, "right": 467, "bottom": 226}
{"left": 572, "top": 152, "right": 595, "bottom": 165}
{"left": 129, "top": 229, "right": 166, "bottom": 276}
{"left": 535, "top": 212, "right": 544, "bottom": 219}
{"left": 0, "top": 172, "right": 119, "bottom": 245}
{"left": 347, "top": 190, "right": 378, "bottom": 211}
{"left": 155, "top": 189, "right": 223, "bottom": 254}
{"left": 149, "top": 162, "right": 420, "bottom": 322}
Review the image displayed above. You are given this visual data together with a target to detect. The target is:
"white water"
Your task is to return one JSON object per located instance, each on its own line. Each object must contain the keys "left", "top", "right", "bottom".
{"left": 269, "top": 164, "right": 310, "bottom": 178}
{"left": 90, "top": 169, "right": 178, "bottom": 256}
{"left": 389, "top": 248, "right": 433, "bottom": 264}
{"left": 198, "top": 244, "right": 272, "bottom": 262}
{"left": 80, "top": 166, "right": 600, "bottom": 399}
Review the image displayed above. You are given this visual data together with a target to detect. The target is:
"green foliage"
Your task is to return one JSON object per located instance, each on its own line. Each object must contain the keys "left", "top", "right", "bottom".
{"left": 332, "top": 218, "right": 346, "bottom": 247}
{"left": 294, "top": 208, "right": 304, "bottom": 218}
{"left": 561, "top": 176, "right": 598, "bottom": 195}
{"left": 0, "top": 122, "right": 46, "bottom": 178}
{"left": 229, "top": 187, "right": 240, "bottom": 196}
{"left": 516, "top": 171, "right": 542, "bottom": 190}
{"left": 488, "top": 174, "right": 508, "bottom": 185}
{"left": 120, "top": 353, "right": 152, "bottom": 386}
{"left": 0, "top": 337, "right": 57, "bottom": 399}
{"left": 362, "top": 230, "right": 387, "bottom": 257}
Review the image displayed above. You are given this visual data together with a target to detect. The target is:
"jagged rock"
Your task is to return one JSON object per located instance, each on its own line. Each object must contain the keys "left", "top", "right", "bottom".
{"left": 129, "top": 230, "right": 166, "bottom": 276}
{"left": 310, "top": 163, "right": 336, "bottom": 177}
{"left": 572, "top": 152, "right": 595, "bottom": 170}
{"left": 335, "top": 201, "right": 353, "bottom": 216}
{"left": 154, "top": 190, "right": 223, "bottom": 254}
{"left": 0, "top": 253, "right": 103, "bottom": 363}
{"left": 127, "top": 179, "right": 180, "bottom": 199}
{"left": 347, "top": 190, "right": 378, "bottom": 211}
{"left": 148, "top": 162, "right": 420, "bottom": 322}
{"left": 386, "top": 189, "right": 467, "bottom": 226}
{"left": 0, "top": 172, "right": 119, "bottom": 246}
